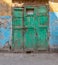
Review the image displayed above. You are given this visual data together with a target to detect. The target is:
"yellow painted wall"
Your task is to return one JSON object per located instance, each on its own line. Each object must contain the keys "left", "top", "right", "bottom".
{"left": 3, "top": 0, "right": 12, "bottom": 6}
{"left": 49, "top": 0, "right": 58, "bottom": 12}
{"left": 0, "top": 0, "right": 12, "bottom": 16}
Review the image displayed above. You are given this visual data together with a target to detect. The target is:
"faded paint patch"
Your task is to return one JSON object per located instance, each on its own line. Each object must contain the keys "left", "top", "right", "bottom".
{"left": 3, "top": 0, "right": 12, "bottom": 6}
{"left": 0, "top": 16, "right": 12, "bottom": 48}
{"left": 49, "top": 1, "right": 58, "bottom": 12}
{"left": 0, "top": 0, "right": 11, "bottom": 16}
{"left": 49, "top": 12, "right": 58, "bottom": 48}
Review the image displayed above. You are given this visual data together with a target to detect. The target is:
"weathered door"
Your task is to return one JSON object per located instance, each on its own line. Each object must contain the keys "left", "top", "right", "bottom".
{"left": 12, "top": 8, "right": 24, "bottom": 50}
{"left": 12, "top": 5, "right": 49, "bottom": 51}
{"left": 36, "top": 5, "right": 49, "bottom": 50}
{"left": 24, "top": 6, "right": 36, "bottom": 50}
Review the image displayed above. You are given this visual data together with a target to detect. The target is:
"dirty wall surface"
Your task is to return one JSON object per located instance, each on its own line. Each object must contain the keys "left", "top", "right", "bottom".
{"left": 49, "top": 1, "right": 58, "bottom": 48}
{"left": 0, "top": 0, "right": 12, "bottom": 48}
{"left": 0, "top": 16, "right": 12, "bottom": 48}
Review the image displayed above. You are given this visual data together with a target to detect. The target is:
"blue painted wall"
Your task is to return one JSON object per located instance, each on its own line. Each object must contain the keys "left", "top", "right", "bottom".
{"left": 49, "top": 12, "right": 58, "bottom": 48}
{"left": 0, "top": 16, "right": 12, "bottom": 48}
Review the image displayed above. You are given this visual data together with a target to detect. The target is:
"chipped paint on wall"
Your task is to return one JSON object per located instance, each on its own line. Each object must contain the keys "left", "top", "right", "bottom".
{"left": 49, "top": 0, "right": 58, "bottom": 48}
{"left": 0, "top": 0, "right": 12, "bottom": 16}
{"left": 49, "top": 12, "right": 58, "bottom": 48}
{"left": 0, "top": 16, "right": 12, "bottom": 48}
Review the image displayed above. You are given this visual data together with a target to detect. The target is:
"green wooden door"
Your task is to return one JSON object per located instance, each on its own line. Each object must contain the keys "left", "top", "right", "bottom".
{"left": 24, "top": 6, "right": 37, "bottom": 50}
{"left": 36, "top": 5, "right": 49, "bottom": 50}
{"left": 12, "top": 8, "right": 24, "bottom": 50}
{"left": 12, "top": 5, "right": 49, "bottom": 51}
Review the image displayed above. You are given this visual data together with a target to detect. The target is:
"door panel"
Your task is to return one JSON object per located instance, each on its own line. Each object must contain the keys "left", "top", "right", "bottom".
{"left": 36, "top": 5, "right": 49, "bottom": 50}
{"left": 24, "top": 7, "right": 36, "bottom": 28}
{"left": 38, "top": 15, "right": 48, "bottom": 25}
{"left": 13, "top": 8, "right": 23, "bottom": 17}
{"left": 36, "top": 15, "right": 48, "bottom": 28}
{"left": 24, "top": 6, "right": 37, "bottom": 50}
{"left": 37, "top": 5, "right": 48, "bottom": 15}
{"left": 24, "top": 15, "right": 35, "bottom": 27}
{"left": 37, "top": 27, "right": 48, "bottom": 49}
{"left": 12, "top": 18, "right": 23, "bottom": 28}
{"left": 12, "top": 29, "right": 23, "bottom": 49}
{"left": 24, "top": 28, "right": 36, "bottom": 50}
{"left": 12, "top": 7, "right": 23, "bottom": 50}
